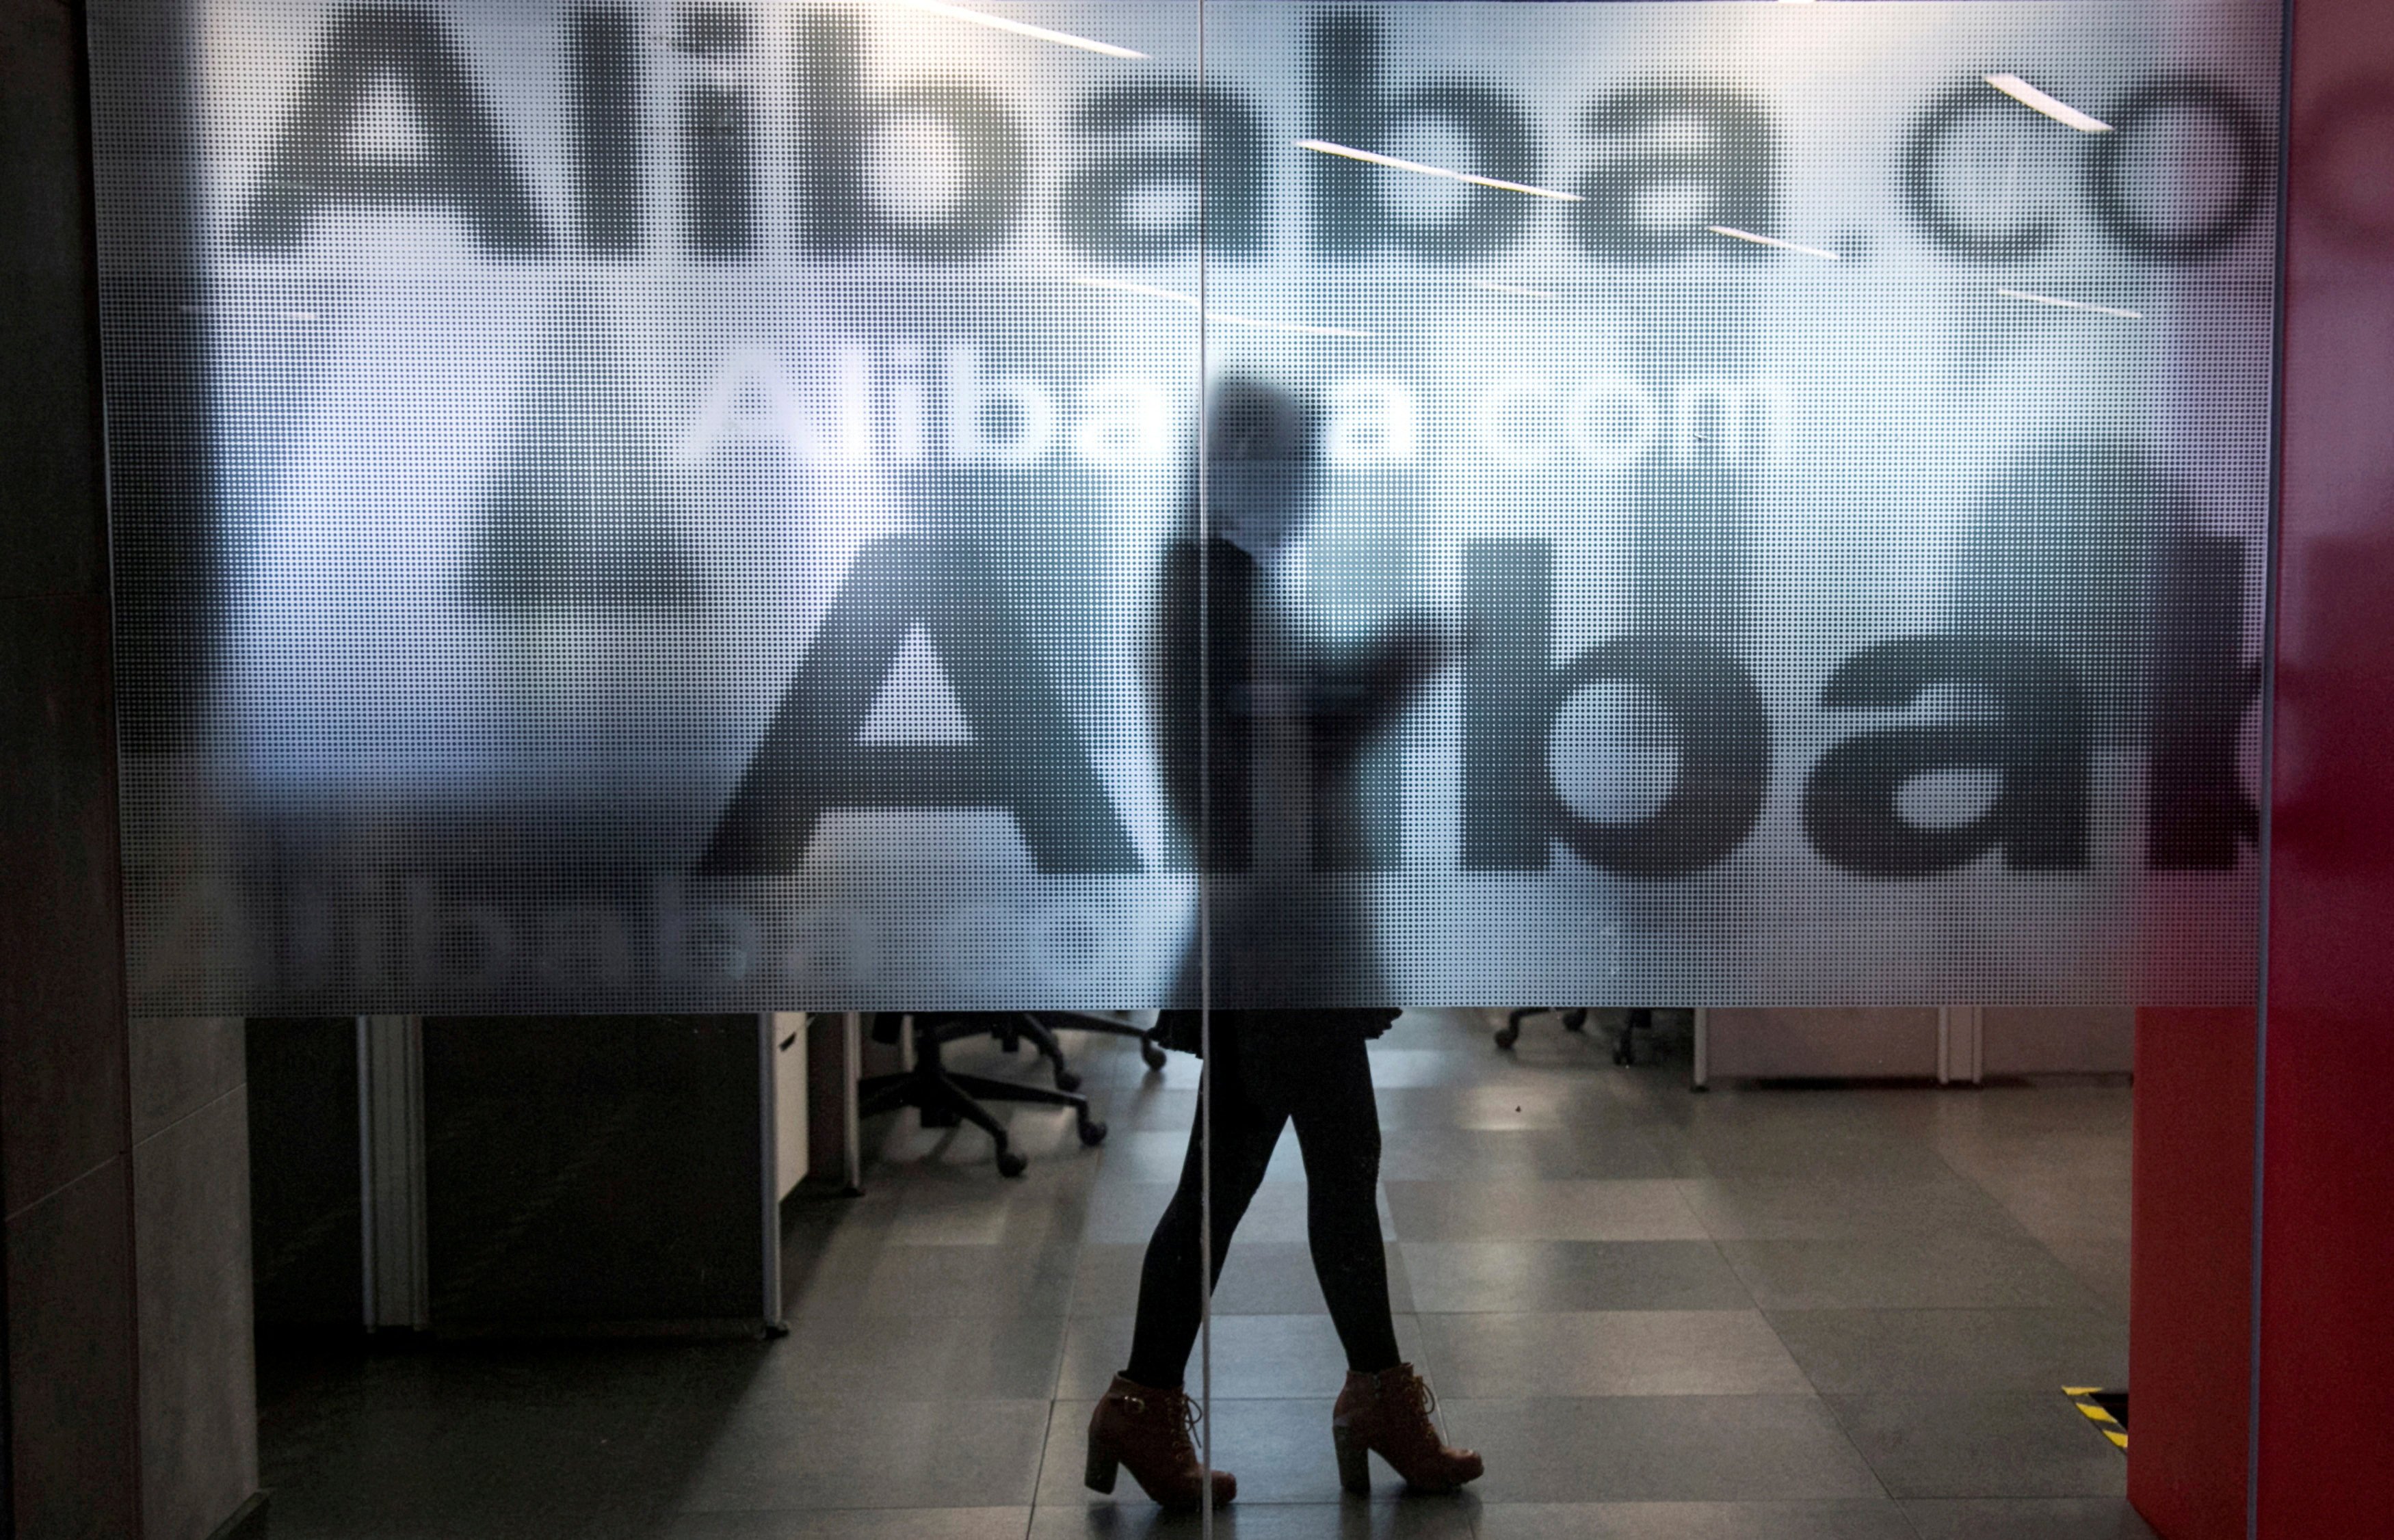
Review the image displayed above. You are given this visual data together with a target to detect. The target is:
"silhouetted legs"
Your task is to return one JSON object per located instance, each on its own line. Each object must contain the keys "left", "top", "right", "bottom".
{"left": 1126, "top": 1014, "right": 1399, "bottom": 1388}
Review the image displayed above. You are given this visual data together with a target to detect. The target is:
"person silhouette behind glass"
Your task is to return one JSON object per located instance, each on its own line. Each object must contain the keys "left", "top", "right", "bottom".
{"left": 1082, "top": 379, "right": 1483, "bottom": 1511}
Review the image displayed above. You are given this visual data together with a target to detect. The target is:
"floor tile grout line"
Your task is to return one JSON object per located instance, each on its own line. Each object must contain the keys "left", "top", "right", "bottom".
{"left": 257, "top": 1013, "right": 2141, "bottom": 1529}
{"left": 1042, "top": 1029, "right": 1132, "bottom": 1527}
{"left": 1890, "top": 1491, "right": 1938, "bottom": 1539}
{"left": 1815, "top": 1384, "right": 1915, "bottom": 1515}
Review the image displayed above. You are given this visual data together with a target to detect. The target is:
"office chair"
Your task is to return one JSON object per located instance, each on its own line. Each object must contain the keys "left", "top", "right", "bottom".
{"left": 1495, "top": 1007, "right": 1655, "bottom": 1065}
{"left": 1009, "top": 1011, "right": 1170, "bottom": 1090}
{"left": 860, "top": 1013, "right": 1109, "bottom": 1178}
{"left": 1494, "top": 1007, "right": 1586, "bottom": 1050}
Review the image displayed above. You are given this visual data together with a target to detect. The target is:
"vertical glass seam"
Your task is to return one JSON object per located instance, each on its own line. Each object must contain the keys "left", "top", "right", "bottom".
{"left": 1196, "top": 3, "right": 1214, "bottom": 1534}
{"left": 2246, "top": 2, "right": 2300, "bottom": 1531}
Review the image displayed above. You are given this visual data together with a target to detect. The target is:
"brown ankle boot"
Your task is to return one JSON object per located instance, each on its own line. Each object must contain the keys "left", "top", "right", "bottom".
{"left": 1331, "top": 1364, "right": 1484, "bottom": 1496}
{"left": 1086, "top": 1375, "right": 1237, "bottom": 1511}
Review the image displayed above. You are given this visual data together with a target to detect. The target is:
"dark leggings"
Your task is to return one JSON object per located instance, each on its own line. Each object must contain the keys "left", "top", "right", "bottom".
{"left": 1124, "top": 1013, "right": 1402, "bottom": 1389}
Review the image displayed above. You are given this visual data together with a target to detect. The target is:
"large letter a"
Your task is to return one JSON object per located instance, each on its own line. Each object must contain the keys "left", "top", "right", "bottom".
{"left": 698, "top": 534, "right": 1141, "bottom": 876}
{"left": 233, "top": 4, "right": 551, "bottom": 253}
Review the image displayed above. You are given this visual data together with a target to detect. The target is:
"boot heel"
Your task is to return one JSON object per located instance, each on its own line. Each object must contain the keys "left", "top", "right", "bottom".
{"left": 1332, "top": 1426, "right": 1371, "bottom": 1496}
{"left": 1084, "top": 1444, "right": 1120, "bottom": 1495}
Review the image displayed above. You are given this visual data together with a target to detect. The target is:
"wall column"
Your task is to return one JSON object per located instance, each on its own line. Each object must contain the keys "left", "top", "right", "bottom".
{"left": 2133, "top": 2, "right": 2394, "bottom": 1534}
{"left": 0, "top": 3, "right": 259, "bottom": 1537}
{"left": 2250, "top": 0, "right": 2394, "bottom": 1532}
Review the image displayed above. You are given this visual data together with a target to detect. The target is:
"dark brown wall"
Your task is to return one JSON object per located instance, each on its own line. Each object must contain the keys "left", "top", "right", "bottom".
{"left": 2, "top": 4, "right": 259, "bottom": 1537}
{"left": 1, "top": 0, "right": 141, "bottom": 1532}
{"left": 421, "top": 1018, "right": 766, "bottom": 1329}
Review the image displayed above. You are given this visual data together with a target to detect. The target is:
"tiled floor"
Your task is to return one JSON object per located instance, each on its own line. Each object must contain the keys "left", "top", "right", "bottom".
{"left": 256, "top": 1010, "right": 2148, "bottom": 1539}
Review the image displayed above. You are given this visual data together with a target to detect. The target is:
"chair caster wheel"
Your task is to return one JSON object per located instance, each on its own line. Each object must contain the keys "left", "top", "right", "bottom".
{"left": 1055, "top": 1069, "right": 1083, "bottom": 1093}
{"left": 1494, "top": 1026, "right": 1520, "bottom": 1050}
{"left": 996, "top": 1149, "right": 1029, "bottom": 1178}
{"left": 1078, "top": 1119, "right": 1109, "bottom": 1147}
{"left": 1562, "top": 1010, "right": 1588, "bottom": 1031}
{"left": 1140, "top": 1041, "right": 1168, "bottom": 1072}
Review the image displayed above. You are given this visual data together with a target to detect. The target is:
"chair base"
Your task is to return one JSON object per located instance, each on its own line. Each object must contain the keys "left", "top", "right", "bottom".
{"left": 1029, "top": 1011, "right": 1170, "bottom": 1074}
{"left": 860, "top": 1016, "right": 1109, "bottom": 1177}
{"left": 1494, "top": 1007, "right": 1588, "bottom": 1050}
{"left": 1497, "top": 1007, "right": 1653, "bottom": 1063}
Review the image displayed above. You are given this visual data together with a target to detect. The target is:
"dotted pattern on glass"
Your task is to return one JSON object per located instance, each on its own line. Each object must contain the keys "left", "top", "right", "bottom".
{"left": 84, "top": 0, "right": 2277, "bottom": 1013}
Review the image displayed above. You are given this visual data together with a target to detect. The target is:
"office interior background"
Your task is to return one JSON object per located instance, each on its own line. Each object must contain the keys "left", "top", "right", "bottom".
{"left": 4, "top": 0, "right": 2392, "bottom": 1537}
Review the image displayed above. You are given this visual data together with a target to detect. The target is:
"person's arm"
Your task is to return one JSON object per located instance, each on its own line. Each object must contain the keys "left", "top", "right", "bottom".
{"left": 1146, "top": 540, "right": 1257, "bottom": 869}
{"left": 1306, "top": 611, "right": 1454, "bottom": 740}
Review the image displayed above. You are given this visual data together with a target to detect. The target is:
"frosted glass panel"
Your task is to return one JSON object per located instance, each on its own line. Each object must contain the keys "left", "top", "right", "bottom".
{"left": 86, "top": 1, "right": 2275, "bottom": 1012}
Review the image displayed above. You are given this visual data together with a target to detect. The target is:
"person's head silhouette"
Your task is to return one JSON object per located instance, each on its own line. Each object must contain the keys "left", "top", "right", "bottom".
{"left": 1201, "top": 378, "right": 1320, "bottom": 560}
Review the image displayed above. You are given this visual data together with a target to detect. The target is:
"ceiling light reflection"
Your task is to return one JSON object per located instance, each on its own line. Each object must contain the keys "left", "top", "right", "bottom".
{"left": 1066, "top": 275, "right": 1369, "bottom": 339}
{"left": 1295, "top": 140, "right": 1583, "bottom": 202}
{"left": 1471, "top": 278, "right": 1563, "bottom": 301}
{"left": 883, "top": 0, "right": 1146, "bottom": 59}
{"left": 1068, "top": 274, "right": 1201, "bottom": 308}
{"left": 1983, "top": 74, "right": 2114, "bottom": 133}
{"left": 1707, "top": 225, "right": 1841, "bottom": 261}
{"left": 1205, "top": 313, "right": 1372, "bottom": 340}
{"left": 1996, "top": 287, "right": 2143, "bottom": 319}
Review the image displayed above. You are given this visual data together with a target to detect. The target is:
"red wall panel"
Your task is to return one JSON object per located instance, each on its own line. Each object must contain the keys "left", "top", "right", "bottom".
{"left": 2254, "top": 0, "right": 2394, "bottom": 1532}
{"left": 2133, "top": 3, "right": 2394, "bottom": 1535}
{"left": 2131, "top": 1008, "right": 2257, "bottom": 1540}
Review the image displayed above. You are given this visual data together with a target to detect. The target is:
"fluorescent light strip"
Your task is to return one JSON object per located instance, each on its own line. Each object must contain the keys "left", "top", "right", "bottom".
{"left": 1207, "top": 312, "right": 1373, "bottom": 339}
{"left": 1068, "top": 275, "right": 1369, "bottom": 338}
{"left": 1295, "top": 140, "right": 1583, "bottom": 202}
{"left": 1707, "top": 225, "right": 1840, "bottom": 261}
{"left": 1070, "top": 274, "right": 1201, "bottom": 307}
{"left": 1982, "top": 74, "right": 2113, "bottom": 133}
{"left": 884, "top": 0, "right": 1145, "bottom": 59}
{"left": 1471, "top": 278, "right": 1562, "bottom": 301}
{"left": 179, "top": 302, "right": 325, "bottom": 321}
{"left": 1996, "top": 287, "right": 2142, "bottom": 319}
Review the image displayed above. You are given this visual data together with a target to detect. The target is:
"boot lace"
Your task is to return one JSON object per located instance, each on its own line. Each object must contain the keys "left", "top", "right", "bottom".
{"left": 1393, "top": 1369, "right": 1448, "bottom": 1441}
{"left": 1122, "top": 1386, "right": 1207, "bottom": 1467}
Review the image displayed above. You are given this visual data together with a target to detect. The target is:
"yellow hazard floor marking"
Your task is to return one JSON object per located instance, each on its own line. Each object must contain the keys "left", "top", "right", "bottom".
{"left": 2064, "top": 1387, "right": 2129, "bottom": 1450}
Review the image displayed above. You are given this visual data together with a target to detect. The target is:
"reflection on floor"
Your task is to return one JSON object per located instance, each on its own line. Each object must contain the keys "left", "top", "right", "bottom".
{"left": 257, "top": 1009, "right": 2148, "bottom": 1539}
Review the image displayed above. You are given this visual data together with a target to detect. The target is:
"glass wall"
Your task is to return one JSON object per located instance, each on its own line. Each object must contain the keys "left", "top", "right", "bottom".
{"left": 1186, "top": 0, "right": 2275, "bottom": 1013}
{"left": 92, "top": 0, "right": 2271, "bottom": 1017}
{"left": 88, "top": 0, "right": 2277, "bottom": 1531}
